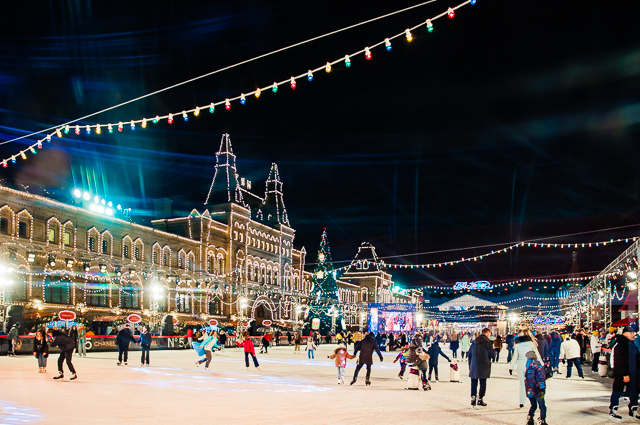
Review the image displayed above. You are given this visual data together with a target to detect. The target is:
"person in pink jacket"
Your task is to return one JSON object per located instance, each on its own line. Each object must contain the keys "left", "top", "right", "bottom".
{"left": 328, "top": 343, "right": 355, "bottom": 384}
{"left": 236, "top": 331, "right": 261, "bottom": 371}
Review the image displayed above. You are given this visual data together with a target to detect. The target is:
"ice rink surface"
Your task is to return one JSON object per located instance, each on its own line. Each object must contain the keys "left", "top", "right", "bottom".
{"left": 0, "top": 344, "right": 620, "bottom": 424}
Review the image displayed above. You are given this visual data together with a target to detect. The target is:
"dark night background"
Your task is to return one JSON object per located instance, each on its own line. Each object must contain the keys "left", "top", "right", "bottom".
{"left": 1, "top": 0, "right": 640, "bottom": 295}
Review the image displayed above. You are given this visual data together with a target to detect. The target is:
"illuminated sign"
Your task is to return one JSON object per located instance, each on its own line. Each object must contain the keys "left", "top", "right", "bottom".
{"left": 453, "top": 281, "right": 493, "bottom": 291}
{"left": 532, "top": 316, "right": 564, "bottom": 325}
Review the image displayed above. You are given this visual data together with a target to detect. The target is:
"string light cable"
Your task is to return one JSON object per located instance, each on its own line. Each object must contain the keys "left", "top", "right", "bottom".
{"left": 0, "top": 0, "right": 475, "bottom": 167}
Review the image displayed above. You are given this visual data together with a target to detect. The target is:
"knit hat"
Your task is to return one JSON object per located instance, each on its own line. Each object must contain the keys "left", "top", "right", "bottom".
{"left": 622, "top": 325, "right": 635, "bottom": 334}
{"left": 525, "top": 351, "right": 537, "bottom": 359}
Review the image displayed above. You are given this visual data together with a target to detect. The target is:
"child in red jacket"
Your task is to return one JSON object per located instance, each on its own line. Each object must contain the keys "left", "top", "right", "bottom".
{"left": 237, "top": 331, "right": 261, "bottom": 371}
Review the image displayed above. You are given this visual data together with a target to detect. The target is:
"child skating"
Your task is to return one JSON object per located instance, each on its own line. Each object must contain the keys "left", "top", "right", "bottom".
{"left": 236, "top": 331, "right": 261, "bottom": 371}
{"left": 328, "top": 343, "right": 355, "bottom": 384}
{"left": 394, "top": 345, "right": 409, "bottom": 379}
{"left": 525, "top": 351, "right": 548, "bottom": 425}
{"left": 33, "top": 329, "right": 48, "bottom": 373}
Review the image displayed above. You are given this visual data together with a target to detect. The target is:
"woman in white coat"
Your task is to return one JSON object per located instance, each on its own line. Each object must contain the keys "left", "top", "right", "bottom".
{"left": 510, "top": 328, "right": 542, "bottom": 408}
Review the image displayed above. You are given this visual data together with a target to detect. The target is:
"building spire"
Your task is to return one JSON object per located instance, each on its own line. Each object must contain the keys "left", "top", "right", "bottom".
{"left": 263, "top": 162, "right": 289, "bottom": 226}
{"left": 204, "top": 134, "right": 243, "bottom": 206}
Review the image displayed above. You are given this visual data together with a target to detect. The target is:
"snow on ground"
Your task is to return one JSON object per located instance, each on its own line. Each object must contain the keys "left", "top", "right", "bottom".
{"left": 0, "top": 344, "right": 619, "bottom": 424}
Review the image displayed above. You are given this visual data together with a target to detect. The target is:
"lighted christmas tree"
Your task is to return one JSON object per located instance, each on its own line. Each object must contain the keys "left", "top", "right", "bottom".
{"left": 306, "top": 228, "right": 341, "bottom": 335}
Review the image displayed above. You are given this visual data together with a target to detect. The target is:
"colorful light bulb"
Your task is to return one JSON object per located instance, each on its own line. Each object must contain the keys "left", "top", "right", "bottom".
{"left": 2, "top": 161, "right": 6, "bottom": 168}
{"left": 325, "top": 62, "right": 331, "bottom": 72}
{"left": 272, "top": 83, "right": 278, "bottom": 93}
{"left": 46, "top": 134, "right": 51, "bottom": 143}
{"left": 11, "top": 157, "right": 16, "bottom": 164}
{"left": 153, "top": 115, "right": 159, "bottom": 124}
{"left": 194, "top": 107, "right": 200, "bottom": 116}
{"left": 96, "top": 124, "right": 101, "bottom": 134}
{"left": 64, "top": 125, "right": 70, "bottom": 134}
{"left": 345, "top": 55, "right": 351, "bottom": 67}
{"left": 37, "top": 141, "right": 42, "bottom": 149}
{"left": 290, "top": 77, "right": 296, "bottom": 89}
{"left": 168, "top": 114, "right": 173, "bottom": 124}
{"left": 141, "top": 119, "right": 147, "bottom": 128}
{"left": 385, "top": 38, "right": 392, "bottom": 51}
{"left": 85, "top": 125, "right": 91, "bottom": 135}
{"left": 308, "top": 70, "right": 313, "bottom": 81}
{"left": 471, "top": 0, "right": 476, "bottom": 4}
{"left": 130, "top": 120, "right": 136, "bottom": 131}
{"left": 240, "top": 94, "right": 246, "bottom": 105}
{"left": 448, "top": 7, "right": 455, "bottom": 18}
{"left": 30, "top": 147, "right": 36, "bottom": 154}
{"left": 118, "top": 122, "right": 123, "bottom": 132}
{"left": 74, "top": 125, "right": 80, "bottom": 135}
{"left": 56, "top": 128, "right": 62, "bottom": 138}
{"left": 365, "top": 47, "right": 372, "bottom": 60}
{"left": 20, "top": 151, "right": 27, "bottom": 160}
{"left": 225, "top": 99, "right": 230, "bottom": 110}
{"left": 426, "top": 19, "right": 433, "bottom": 32}
{"left": 209, "top": 103, "right": 215, "bottom": 113}
{"left": 405, "top": 29, "right": 413, "bottom": 42}
{"left": 182, "top": 111, "right": 188, "bottom": 121}
{"left": 255, "top": 88, "right": 261, "bottom": 98}
{"left": 108, "top": 124, "right": 113, "bottom": 133}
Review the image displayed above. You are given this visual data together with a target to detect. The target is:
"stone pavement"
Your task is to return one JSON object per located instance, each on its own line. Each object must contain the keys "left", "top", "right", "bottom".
{"left": 0, "top": 343, "right": 621, "bottom": 424}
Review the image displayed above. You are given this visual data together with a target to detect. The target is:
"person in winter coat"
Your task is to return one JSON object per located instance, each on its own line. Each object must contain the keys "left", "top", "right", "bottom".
{"left": 524, "top": 351, "right": 548, "bottom": 425}
{"left": 400, "top": 332, "right": 408, "bottom": 347}
{"left": 196, "top": 330, "right": 217, "bottom": 370}
{"left": 46, "top": 328, "right": 77, "bottom": 380}
{"left": 286, "top": 331, "right": 292, "bottom": 345}
{"left": 260, "top": 334, "right": 270, "bottom": 354}
{"left": 510, "top": 329, "right": 543, "bottom": 408}
{"left": 559, "top": 335, "right": 584, "bottom": 379}
{"left": 138, "top": 325, "right": 152, "bottom": 366}
{"left": 236, "top": 331, "right": 261, "bottom": 371}
{"left": 468, "top": 328, "right": 495, "bottom": 407}
{"left": 293, "top": 332, "right": 302, "bottom": 354}
{"left": 306, "top": 337, "right": 317, "bottom": 359}
{"left": 394, "top": 346, "right": 409, "bottom": 379}
{"left": 609, "top": 326, "right": 639, "bottom": 420}
{"left": 493, "top": 335, "right": 503, "bottom": 363}
{"left": 328, "top": 344, "right": 355, "bottom": 384}
{"left": 506, "top": 334, "right": 515, "bottom": 363}
{"left": 77, "top": 324, "right": 87, "bottom": 357}
{"left": 427, "top": 341, "right": 451, "bottom": 381}
{"left": 535, "top": 333, "right": 549, "bottom": 362}
{"left": 351, "top": 332, "right": 383, "bottom": 386}
{"left": 450, "top": 332, "right": 460, "bottom": 359}
{"left": 460, "top": 333, "right": 471, "bottom": 360}
{"left": 116, "top": 324, "right": 136, "bottom": 366}
{"left": 590, "top": 330, "right": 602, "bottom": 373}
{"left": 7, "top": 323, "right": 20, "bottom": 356}
{"left": 218, "top": 330, "right": 227, "bottom": 351}
{"left": 69, "top": 325, "right": 79, "bottom": 354}
{"left": 549, "top": 332, "right": 562, "bottom": 374}
{"left": 33, "top": 329, "right": 49, "bottom": 373}
{"left": 408, "top": 334, "right": 431, "bottom": 390}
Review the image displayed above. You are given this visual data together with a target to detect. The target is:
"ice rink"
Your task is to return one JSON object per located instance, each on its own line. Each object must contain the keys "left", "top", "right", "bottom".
{"left": 0, "top": 343, "right": 618, "bottom": 424}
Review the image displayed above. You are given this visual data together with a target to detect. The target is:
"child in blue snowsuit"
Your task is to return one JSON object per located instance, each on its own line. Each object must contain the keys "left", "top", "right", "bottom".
{"left": 525, "top": 350, "right": 547, "bottom": 425}
{"left": 427, "top": 341, "right": 451, "bottom": 381}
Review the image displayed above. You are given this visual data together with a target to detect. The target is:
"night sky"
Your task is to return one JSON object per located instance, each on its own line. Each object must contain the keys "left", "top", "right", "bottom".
{"left": 1, "top": 0, "right": 640, "bottom": 293}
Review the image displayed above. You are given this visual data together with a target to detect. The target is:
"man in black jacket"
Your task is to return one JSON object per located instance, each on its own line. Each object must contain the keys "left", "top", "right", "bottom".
{"left": 468, "top": 328, "right": 496, "bottom": 407}
{"left": 609, "top": 326, "right": 639, "bottom": 420}
{"left": 47, "top": 328, "right": 77, "bottom": 380}
{"left": 350, "top": 332, "right": 383, "bottom": 386}
{"left": 116, "top": 324, "right": 136, "bottom": 366}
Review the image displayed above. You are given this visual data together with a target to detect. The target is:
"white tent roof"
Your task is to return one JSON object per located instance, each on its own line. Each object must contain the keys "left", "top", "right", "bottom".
{"left": 438, "top": 294, "right": 497, "bottom": 311}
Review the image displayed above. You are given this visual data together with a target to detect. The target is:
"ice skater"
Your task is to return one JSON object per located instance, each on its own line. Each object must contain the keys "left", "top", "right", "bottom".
{"left": 237, "top": 331, "right": 261, "bottom": 371}
{"left": 137, "top": 325, "right": 152, "bottom": 366}
{"left": 196, "top": 330, "right": 217, "bottom": 370}
{"left": 306, "top": 337, "right": 316, "bottom": 359}
{"left": 524, "top": 350, "right": 548, "bottom": 425}
{"left": 116, "top": 324, "right": 136, "bottom": 366}
{"left": 33, "top": 329, "right": 48, "bottom": 373}
{"left": 427, "top": 340, "right": 451, "bottom": 381}
{"left": 328, "top": 343, "right": 355, "bottom": 384}
{"left": 510, "top": 328, "right": 542, "bottom": 408}
{"left": 351, "top": 332, "right": 383, "bottom": 386}
{"left": 393, "top": 345, "right": 409, "bottom": 379}
{"left": 47, "top": 328, "right": 77, "bottom": 380}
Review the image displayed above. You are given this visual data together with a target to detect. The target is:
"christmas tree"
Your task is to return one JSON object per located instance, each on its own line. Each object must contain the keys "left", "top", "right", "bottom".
{"left": 306, "top": 228, "right": 341, "bottom": 335}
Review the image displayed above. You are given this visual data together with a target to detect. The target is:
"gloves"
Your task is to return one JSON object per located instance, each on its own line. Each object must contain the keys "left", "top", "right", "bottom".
{"left": 509, "top": 369, "right": 513, "bottom": 375}
{"left": 539, "top": 390, "right": 545, "bottom": 399}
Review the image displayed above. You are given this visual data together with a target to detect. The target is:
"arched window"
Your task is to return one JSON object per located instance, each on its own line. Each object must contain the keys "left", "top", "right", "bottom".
{"left": 122, "top": 236, "right": 133, "bottom": 259}
{"left": 101, "top": 231, "right": 112, "bottom": 255}
{"left": 17, "top": 210, "right": 33, "bottom": 240}
{"left": 0, "top": 206, "right": 13, "bottom": 236}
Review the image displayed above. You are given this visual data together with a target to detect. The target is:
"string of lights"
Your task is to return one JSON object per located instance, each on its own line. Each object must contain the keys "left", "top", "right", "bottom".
{"left": 0, "top": 0, "right": 476, "bottom": 168}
